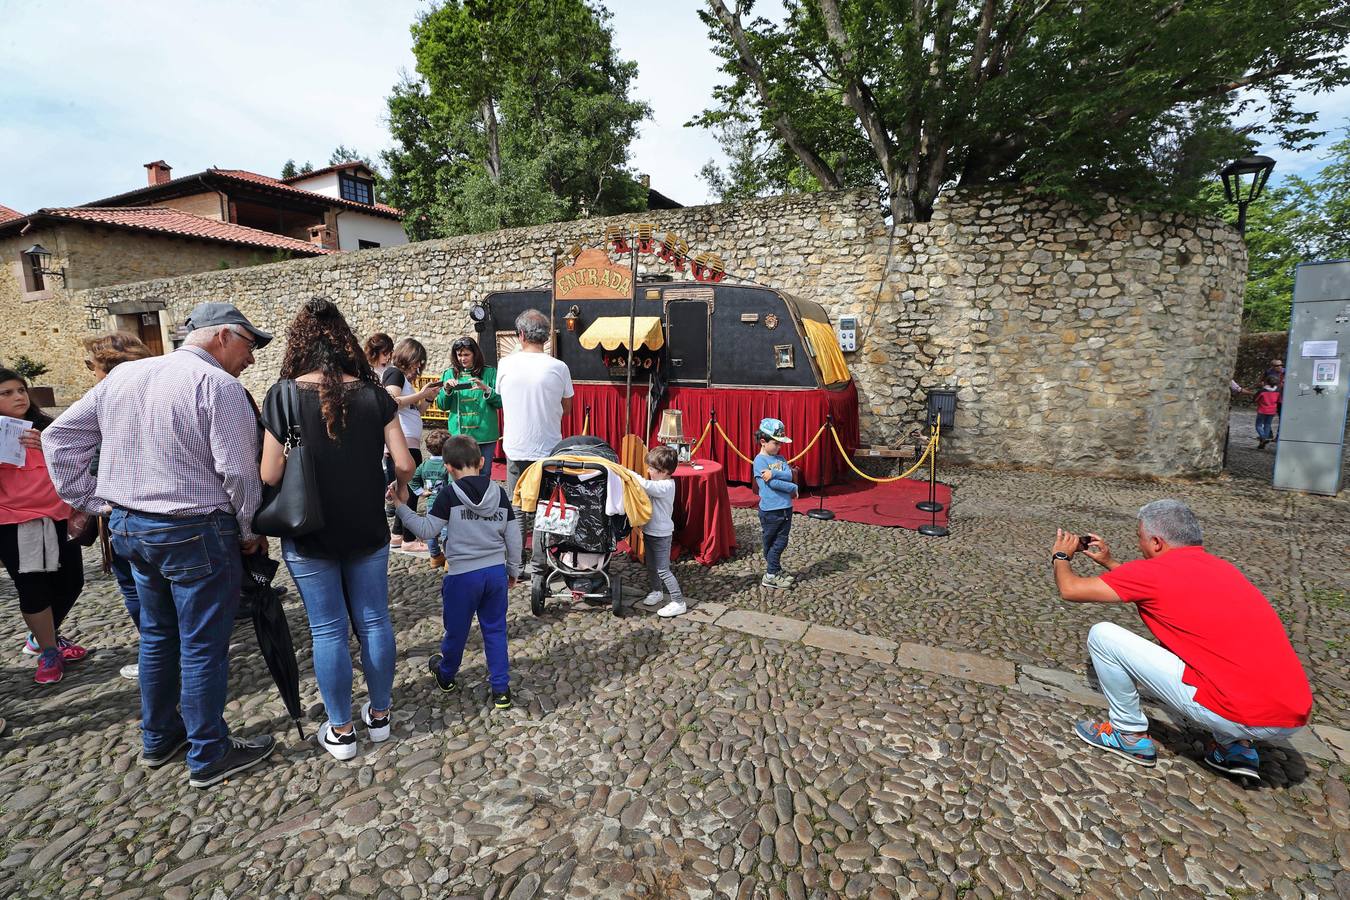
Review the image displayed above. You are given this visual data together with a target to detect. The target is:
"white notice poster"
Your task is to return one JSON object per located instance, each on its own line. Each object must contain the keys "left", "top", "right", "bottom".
{"left": 0, "top": 415, "right": 33, "bottom": 467}
{"left": 1301, "top": 339, "right": 1338, "bottom": 358}
{"left": 1312, "top": 358, "right": 1340, "bottom": 387}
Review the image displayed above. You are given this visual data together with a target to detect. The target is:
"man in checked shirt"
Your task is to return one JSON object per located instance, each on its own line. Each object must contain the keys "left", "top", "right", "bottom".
{"left": 45, "top": 302, "right": 277, "bottom": 789}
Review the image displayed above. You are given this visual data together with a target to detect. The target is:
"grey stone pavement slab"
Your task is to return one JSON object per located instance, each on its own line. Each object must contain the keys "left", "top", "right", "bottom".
{"left": 0, "top": 410, "right": 1346, "bottom": 898}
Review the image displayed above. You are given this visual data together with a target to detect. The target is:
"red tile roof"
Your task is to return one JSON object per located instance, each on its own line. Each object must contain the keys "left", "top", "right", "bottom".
{"left": 209, "top": 168, "right": 403, "bottom": 218}
{"left": 0, "top": 204, "right": 22, "bottom": 224}
{"left": 82, "top": 167, "right": 403, "bottom": 220}
{"left": 0, "top": 207, "right": 332, "bottom": 255}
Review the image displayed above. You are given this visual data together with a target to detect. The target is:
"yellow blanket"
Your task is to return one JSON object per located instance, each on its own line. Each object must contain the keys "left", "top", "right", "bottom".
{"left": 511, "top": 454, "right": 653, "bottom": 528}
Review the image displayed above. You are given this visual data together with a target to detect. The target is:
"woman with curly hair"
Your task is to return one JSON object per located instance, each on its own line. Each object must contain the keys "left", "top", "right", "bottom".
{"left": 259, "top": 299, "right": 415, "bottom": 761}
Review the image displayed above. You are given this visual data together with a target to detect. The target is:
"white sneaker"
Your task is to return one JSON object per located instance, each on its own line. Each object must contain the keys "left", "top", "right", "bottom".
{"left": 657, "top": 600, "right": 687, "bottom": 618}
{"left": 641, "top": 591, "right": 664, "bottom": 607}
{"left": 318, "top": 722, "right": 358, "bottom": 760}
{"left": 119, "top": 664, "right": 139, "bottom": 680}
{"left": 361, "top": 702, "right": 391, "bottom": 743}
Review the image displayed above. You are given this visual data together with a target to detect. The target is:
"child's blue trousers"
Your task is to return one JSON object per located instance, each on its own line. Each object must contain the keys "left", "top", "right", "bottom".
{"left": 438, "top": 564, "right": 510, "bottom": 692}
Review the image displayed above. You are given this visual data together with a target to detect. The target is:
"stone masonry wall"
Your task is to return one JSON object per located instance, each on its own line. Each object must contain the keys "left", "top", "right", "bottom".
{"left": 1, "top": 224, "right": 291, "bottom": 401}
{"left": 64, "top": 189, "right": 1247, "bottom": 476}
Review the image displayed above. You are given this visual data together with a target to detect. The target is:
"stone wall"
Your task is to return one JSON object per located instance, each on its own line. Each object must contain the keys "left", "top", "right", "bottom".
{"left": 62, "top": 188, "right": 1247, "bottom": 476}
{"left": 1, "top": 224, "right": 288, "bottom": 401}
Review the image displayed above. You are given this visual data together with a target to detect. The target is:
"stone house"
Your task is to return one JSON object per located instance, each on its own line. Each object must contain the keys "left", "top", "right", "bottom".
{"left": 0, "top": 160, "right": 409, "bottom": 401}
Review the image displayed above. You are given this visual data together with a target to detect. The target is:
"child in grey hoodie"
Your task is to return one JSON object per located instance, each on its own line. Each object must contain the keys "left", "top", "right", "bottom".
{"left": 395, "top": 435, "right": 523, "bottom": 710}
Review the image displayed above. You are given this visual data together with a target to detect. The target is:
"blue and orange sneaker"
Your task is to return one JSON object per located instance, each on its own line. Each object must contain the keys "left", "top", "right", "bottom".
{"left": 1203, "top": 741, "right": 1261, "bottom": 782}
{"left": 1073, "top": 719, "right": 1157, "bottom": 767}
{"left": 34, "top": 648, "right": 63, "bottom": 685}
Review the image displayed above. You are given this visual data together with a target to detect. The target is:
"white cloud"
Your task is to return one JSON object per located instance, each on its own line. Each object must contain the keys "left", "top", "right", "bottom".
{"left": 0, "top": 0, "right": 1342, "bottom": 217}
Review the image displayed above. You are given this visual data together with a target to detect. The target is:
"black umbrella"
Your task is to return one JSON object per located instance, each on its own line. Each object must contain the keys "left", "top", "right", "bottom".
{"left": 241, "top": 553, "right": 306, "bottom": 740}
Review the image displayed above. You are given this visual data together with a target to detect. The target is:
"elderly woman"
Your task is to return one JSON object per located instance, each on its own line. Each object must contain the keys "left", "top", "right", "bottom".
{"left": 82, "top": 332, "right": 155, "bottom": 679}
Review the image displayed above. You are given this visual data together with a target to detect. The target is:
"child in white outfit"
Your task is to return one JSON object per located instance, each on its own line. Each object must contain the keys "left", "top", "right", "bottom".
{"left": 632, "top": 446, "right": 686, "bottom": 617}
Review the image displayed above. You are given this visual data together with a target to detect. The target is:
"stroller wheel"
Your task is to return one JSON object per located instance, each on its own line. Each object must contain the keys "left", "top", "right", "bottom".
{"left": 610, "top": 575, "right": 623, "bottom": 618}
{"left": 530, "top": 574, "right": 547, "bottom": 617}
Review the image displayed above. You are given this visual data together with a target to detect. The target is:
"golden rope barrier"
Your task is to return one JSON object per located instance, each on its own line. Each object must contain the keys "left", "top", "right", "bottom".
{"left": 828, "top": 424, "right": 935, "bottom": 483}
{"left": 689, "top": 419, "right": 712, "bottom": 456}
{"left": 784, "top": 422, "right": 828, "bottom": 464}
{"left": 712, "top": 421, "right": 758, "bottom": 464}
{"left": 581, "top": 412, "right": 590, "bottom": 436}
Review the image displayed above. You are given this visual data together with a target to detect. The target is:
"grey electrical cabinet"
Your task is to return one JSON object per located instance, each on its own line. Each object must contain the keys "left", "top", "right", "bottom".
{"left": 1273, "top": 260, "right": 1350, "bottom": 495}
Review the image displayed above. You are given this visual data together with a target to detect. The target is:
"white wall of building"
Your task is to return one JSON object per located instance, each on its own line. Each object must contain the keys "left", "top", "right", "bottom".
{"left": 336, "top": 211, "right": 408, "bottom": 251}
{"left": 289, "top": 173, "right": 341, "bottom": 199}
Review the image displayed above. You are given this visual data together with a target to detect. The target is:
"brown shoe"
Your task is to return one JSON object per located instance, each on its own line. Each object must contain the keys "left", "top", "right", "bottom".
{"left": 429, "top": 554, "right": 446, "bottom": 570}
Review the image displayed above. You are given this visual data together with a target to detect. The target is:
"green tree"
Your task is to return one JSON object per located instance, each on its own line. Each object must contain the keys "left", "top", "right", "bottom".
{"left": 697, "top": 1, "right": 1350, "bottom": 223}
{"left": 381, "top": 0, "right": 651, "bottom": 238}
{"left": 1216, "top": 132, "right": 1350, "bottom": 332}
{"left": 280, "top": 159, "right": 299, "bottom": 179}
{"left": 329, "top": 145, "right": 372, "bottom": 167}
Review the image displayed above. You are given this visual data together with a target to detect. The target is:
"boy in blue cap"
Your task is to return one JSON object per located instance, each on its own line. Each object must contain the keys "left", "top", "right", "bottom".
{"left": 753, "top": 418, "right": 798, "bottom": 588}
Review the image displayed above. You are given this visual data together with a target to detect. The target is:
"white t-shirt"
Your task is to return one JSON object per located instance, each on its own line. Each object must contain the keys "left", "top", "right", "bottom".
{"left": 496, "top": 350, "right": 574, "bottom": 461}
{"left": 381, "top": 368, "right": 423, "bottom": 449}
{"left": 634, "top": 475, "right": 675, "bottom": 537}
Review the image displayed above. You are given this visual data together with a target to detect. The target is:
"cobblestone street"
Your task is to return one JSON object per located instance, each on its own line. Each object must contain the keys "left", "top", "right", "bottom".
{"left": 1, "top": 411, "right": 1347, "bottom": 899}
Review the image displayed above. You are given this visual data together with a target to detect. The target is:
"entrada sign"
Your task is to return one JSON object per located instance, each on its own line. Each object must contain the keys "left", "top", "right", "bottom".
{"left": 554, "top": 248, "right": 633, "bottom": 300}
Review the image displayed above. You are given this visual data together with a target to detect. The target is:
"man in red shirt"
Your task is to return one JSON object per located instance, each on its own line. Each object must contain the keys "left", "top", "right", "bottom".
{"left": 1051, "top": 499, "right": 1311, "bottom": 782}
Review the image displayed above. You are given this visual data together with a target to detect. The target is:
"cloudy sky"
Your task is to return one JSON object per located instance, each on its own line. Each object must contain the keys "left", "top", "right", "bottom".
{"left": 0, "top": 0, "right": 1345, "bottom": 216}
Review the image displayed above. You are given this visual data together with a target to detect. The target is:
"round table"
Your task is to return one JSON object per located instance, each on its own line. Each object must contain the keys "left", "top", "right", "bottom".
{"left": 670, "top": 458, "right": 737, "bottom": 565}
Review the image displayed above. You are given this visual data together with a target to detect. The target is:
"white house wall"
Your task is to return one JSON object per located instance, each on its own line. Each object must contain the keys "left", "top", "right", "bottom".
{"left": 336, "top": 212, "right": 408, "bottom": 251}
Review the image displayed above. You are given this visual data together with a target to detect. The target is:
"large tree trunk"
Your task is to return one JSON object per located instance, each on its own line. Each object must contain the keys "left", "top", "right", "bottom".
{"left": 480, "top": 97, "right": 502, "bottom": 184}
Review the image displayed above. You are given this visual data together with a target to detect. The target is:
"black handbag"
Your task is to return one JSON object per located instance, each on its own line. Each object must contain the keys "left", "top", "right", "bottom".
{"left": 253, "top": 380, "right": 325, "bottom": 537}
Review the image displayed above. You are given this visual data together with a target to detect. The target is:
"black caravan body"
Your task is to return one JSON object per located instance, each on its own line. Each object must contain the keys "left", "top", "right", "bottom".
{"left": 475, "top": 281, "right": 849, "bottom": 391}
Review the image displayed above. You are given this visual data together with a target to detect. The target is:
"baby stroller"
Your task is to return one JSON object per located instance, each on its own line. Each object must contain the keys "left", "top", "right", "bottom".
{"left": 529, "top": 435, "right": 632, "bottom": 618}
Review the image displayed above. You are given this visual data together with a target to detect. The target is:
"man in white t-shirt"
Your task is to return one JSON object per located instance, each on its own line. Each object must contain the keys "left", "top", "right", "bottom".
{"left": 496, "top": 309, "right": 574, "bottom": 565}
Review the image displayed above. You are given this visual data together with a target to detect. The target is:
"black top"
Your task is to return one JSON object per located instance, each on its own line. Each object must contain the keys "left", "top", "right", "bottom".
{"left": 380, "top": 367, "right": 408, "bottom": 390}
{"left": 262, "top": 379, "right": 397, "bottom": 559}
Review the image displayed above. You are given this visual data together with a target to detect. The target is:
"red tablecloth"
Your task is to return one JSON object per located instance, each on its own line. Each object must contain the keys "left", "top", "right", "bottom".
{"left": 564, "top": 381, "right": 859, "bottom": 487}
{"left": 670, "top": 459, "right": 736, "bottom": 565}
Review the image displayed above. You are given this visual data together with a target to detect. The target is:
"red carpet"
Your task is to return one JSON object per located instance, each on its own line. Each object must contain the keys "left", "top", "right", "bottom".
{"left": 727, "top": 478, "right": 951, "bottom": 530}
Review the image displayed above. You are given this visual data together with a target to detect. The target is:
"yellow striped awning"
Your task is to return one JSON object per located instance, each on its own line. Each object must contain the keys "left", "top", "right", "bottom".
{"left": 578, "top": 316, "right": 665, "bottom": 352}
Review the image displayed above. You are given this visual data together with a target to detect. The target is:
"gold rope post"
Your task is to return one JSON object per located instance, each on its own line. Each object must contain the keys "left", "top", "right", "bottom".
{"left": 916, "top": 417, "right": 949, "bottom": 537}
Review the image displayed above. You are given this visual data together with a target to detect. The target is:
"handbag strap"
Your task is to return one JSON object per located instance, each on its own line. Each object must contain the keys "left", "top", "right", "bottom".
{"left": 281, "top": 379, "right": 304, "bottom": 450}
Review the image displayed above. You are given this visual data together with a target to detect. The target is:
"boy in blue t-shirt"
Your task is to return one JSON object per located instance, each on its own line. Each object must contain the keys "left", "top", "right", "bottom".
{"left": 752, "top": 418, "right": 798, "bottom": 588}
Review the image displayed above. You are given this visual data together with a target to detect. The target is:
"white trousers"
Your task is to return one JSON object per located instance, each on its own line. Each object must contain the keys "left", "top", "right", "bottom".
{"left": 1086, "top": 621, "right": 1301, "bottom": 745}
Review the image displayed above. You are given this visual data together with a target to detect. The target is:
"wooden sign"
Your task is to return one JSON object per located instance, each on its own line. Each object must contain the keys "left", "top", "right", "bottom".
{"left": 554, "top": 248, "right": 633, "bottom": 300}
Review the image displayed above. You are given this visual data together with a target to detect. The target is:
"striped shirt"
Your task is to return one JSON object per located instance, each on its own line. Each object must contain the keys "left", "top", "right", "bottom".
{"left": 43, "top": 346, "right": 262, "bottom": 540}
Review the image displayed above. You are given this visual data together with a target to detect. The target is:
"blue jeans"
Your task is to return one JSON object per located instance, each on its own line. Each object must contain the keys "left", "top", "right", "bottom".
{"left": 110, "top": 548, "right": 141, "bottom": 631}
{"left": 282, "top": 541, "right": 395, "bottom": 726}
{"left": 109, "top": 509, "right": 240, "bottom": 772}
{"left": 759, "top": 508, "right": 792, "bottom": 575}
{"left": 438, "top": 564, "right": 510, "bottom": 692}
{"left": 1256, "top": 413, "right": 1275, "bottom": 441}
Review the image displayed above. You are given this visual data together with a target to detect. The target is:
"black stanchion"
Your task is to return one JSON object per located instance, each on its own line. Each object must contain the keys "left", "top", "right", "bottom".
{"left": 806, "top": 414, "right": 836, "bottom": 521}
{"left": 917, "top": 390, "right": 955, "bottom": 538}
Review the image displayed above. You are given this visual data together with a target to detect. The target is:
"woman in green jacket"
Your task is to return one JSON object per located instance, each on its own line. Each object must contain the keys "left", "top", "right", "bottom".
{"left": 435, "top": 336, "right": 502, "bottom": 468}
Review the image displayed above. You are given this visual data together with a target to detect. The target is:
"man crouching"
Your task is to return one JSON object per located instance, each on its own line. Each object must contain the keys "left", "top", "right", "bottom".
{"left": 1051, "top": 499, "right": 1311, "bottom": 783}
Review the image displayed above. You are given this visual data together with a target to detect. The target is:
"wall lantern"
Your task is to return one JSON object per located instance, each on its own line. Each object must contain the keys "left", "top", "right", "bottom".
{"left": 24, "top": 243, "right": 67, "bottom": 286}
{"left": 1219, "top": 155, "right": 1275, "bottom": 235}
{"left": 563, "top": 305, "right": 581, "bottom": 332}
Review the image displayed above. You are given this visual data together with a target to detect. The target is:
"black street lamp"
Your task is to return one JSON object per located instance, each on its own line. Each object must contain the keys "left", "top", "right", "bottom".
{"left": 1219, "top": 155, "right": 1276, "bottom": 235}
{"left": 23, "top": 243, "right": 66, "bottom": 286}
